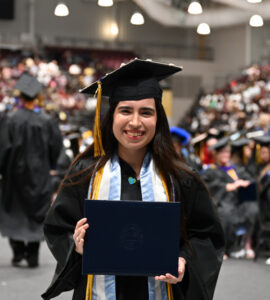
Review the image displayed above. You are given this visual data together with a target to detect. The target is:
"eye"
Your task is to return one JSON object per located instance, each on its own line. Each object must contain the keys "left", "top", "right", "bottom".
{"left": 119, "top": 109, "right": 131, "bottom": 115}
{"left": 141, "top": 109, "right": 155, "bottom": 116}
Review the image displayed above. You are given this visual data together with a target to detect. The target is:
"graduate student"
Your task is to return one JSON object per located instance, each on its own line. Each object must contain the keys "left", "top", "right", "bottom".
{"left": 0, "top": 74, "right": 62, "bottom": 267}
{"left": 42, "top": 59, "right": 225, "bottom": 300}
{"left": 201, "top": 137, "right": 259, "bottom": 259}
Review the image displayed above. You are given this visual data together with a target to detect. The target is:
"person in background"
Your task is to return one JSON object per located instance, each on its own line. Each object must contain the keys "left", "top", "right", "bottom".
{"left": 170, "top": 126, "right": 202, "bottom": 171}
{"left": 42, "top": 59, "right": 225, "bottom": 300}
{"left": 230, "top": 137, "right": 251, "bottom": 169}
{"left": 202, "top": 137, "right": 218, "bottom": 166}
{"left": 256, "top": 136, "right": 270, "bottom": 265}
{"left": 0, "top": 74, "right": 62, "bottom": 267}
{"left": 202, "top": 137, "right": 259, "bottom": 260}
{"left": 246, "top": 135, "right": 270, "bottom": 178}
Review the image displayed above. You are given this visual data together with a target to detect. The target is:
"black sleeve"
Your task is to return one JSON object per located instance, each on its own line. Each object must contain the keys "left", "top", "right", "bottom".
{"left": 201, "top": 169, "right": 229, "bottom": 207}
{"left": 41, "top": 161, "right": 89, "bottom": 299}
{"left": 47, "top": 117, "right": 63, "bottom": 169}
{"left": 0, "top": 116, "right": 12, "bottom": 174}
{"left": 177, "top": 175, "right": 225, "bottom": 300}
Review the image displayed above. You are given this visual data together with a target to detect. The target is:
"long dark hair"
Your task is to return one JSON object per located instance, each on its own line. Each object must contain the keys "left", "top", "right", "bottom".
{"left": 64, "top": 98, "right": 186, "bottom": 197}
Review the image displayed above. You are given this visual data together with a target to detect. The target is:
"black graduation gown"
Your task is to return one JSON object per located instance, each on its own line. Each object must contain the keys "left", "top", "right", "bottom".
{"left": 0, "top": 108, "right": 62, "bottom": 241}
{"left": 202, "top": 164, "right": 259, "bottom": 253}
{"left": 42, "top": 157, "right": 225, "bottom": 300}
{"left": 259, "top": 172, "right": 270, "bottom": 223}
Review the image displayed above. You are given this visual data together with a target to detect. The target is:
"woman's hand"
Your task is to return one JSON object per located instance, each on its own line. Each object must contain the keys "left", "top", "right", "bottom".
{"left": 226, "top": 180, "right": 250, "bottom": 191}
{"left": 73, "top": 218, "right": 89, "bottom": 255}
{"left": 155, "top": 257, "right": 186, "bottom": 284}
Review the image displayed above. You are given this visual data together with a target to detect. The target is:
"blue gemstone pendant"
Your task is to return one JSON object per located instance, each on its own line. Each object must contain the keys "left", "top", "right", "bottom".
{"left": 128, "top": 177, "right": 137, "bottom": 184}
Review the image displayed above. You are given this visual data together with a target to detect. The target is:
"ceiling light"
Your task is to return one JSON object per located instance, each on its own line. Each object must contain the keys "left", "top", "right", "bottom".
{"left": 249, "top": 14, "right": 264, "bottom": 27}
{"left": 197, "top": 23, "right": 211, "bottom": 35}
{"left": 54, "top": 2, "right": 69, "bottom": 17}
{"left": 247, "top": 0, "right": 262, "bottom": 3}
{"left": 188, "top": 1, "right": 203, "bottom": 15}
{"left": 130, "top": 12, "right": 144, "bottom": 25}
{"left": 98, "top": 0, "right": 113, "bottom": 7}
{"left": 69, "top": 64, "right": 82, "bottom": 75}
{"left": 110, "top": 23, "right": 119, "bottom": 36}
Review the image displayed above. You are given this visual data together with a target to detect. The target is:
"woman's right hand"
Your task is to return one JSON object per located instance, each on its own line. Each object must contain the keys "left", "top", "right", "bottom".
{"left": 73, "top": 218, "right": 89, "bottom": 255}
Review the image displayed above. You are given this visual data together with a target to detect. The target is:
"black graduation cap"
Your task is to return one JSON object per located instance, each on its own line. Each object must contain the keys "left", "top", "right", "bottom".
{"left": 231, "top": 138, "right": 250, "bottom": 148}
{"left": 80, "top": 58, "right": 182, "bottom": 104}
{"left": 209, "top": 137, "right": 230, "bottom": 151}
{"left": 253, "top": 135, "right": 270, "bottom": 146}
{"left": 14, "top": 73, "right": 42, "bottom": 100}
{"left": 80, "top": 58, "right": 182, "bottom": 157}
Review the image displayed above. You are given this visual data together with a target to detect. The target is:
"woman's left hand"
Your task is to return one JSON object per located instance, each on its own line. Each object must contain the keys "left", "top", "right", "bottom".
{"left": 155, "top": 257, "right": 186, "bottom": 284}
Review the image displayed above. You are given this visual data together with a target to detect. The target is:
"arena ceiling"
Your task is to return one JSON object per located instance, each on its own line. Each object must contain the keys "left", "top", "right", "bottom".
{"left": 133, "top": 0, "right": 270, "bottom": 28}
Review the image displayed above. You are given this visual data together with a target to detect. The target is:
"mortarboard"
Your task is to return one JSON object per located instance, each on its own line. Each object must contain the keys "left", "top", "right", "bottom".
{"left": 170, "top": 127, "right": 190, "bottom": 146}
{"left": 209, "top": 137, "right": 230, "bottom": 151}
{"left": 14, "top": 73, "right": 42, "bottom": 100}
{"left": 80, "top": 58, "right": 182, "bottom": 104}
{"left": 231, "top": 138, "right": 250, "bottom": 148}
{"left": 80, "top": 58, "right": 183, "bottom": 157}
{"left": 252, "top": 135, "right": 270, "bottom": 147}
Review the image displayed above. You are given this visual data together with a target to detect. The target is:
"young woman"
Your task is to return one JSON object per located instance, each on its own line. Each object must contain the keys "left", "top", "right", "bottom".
{"left": 42, "top": 59, "right": 225, "bottom": 300}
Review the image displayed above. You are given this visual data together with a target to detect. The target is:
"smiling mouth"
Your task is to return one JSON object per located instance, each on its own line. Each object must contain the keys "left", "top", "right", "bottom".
{"left": 125, "top": 131, "right": 144, "bottom": 137}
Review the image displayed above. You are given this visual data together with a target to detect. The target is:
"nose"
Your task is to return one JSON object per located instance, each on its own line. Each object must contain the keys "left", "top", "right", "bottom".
{"left": 129, "top": 112, "right": 141, "bottom": 128}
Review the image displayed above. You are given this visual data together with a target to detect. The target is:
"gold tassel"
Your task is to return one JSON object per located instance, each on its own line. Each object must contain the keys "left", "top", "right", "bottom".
{"left": 93, "top": 81, "right": 105, "bottom": 157}
{"left": 256, "top": 144, "right": 261, "bottom": 164}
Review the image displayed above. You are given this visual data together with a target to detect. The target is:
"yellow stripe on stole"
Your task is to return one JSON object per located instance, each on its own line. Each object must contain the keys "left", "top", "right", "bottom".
{"left": 85, "top": 167, "right": 174, "bottom": 300}
{"left": 227, "top": 168, "right": 238, "bottom": 181}
{"left": 85, "top": 165, "right": 105, "bottom": 300}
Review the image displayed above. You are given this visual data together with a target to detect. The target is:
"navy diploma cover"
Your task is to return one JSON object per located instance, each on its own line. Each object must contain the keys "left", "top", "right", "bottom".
{"left": 83, "top": 200, "right": 181, "bottom": 277}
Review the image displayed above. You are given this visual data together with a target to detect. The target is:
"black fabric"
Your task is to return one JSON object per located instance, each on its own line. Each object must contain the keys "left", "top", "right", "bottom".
{"left": 119, "top": 157, "right": 142, "bottom": 201}
{"left": 0, "top": 108, "right": 62, "bottom": 241}
{"left": 42, "top": 158, "right": 225, "bottom": 300}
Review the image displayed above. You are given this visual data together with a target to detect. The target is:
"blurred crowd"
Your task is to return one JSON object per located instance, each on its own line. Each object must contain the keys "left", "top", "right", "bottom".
{"left": 175, "top": 63, "right": 270, "bottom": 264}
{"left": 181, "top": 64, "right": 270, "bottom": 136}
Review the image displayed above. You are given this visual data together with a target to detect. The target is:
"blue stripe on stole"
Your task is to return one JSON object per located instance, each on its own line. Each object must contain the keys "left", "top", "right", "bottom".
{"left": 105, "top": 275, "right": 116, "bottom": 300}
{"left": 92, "top": 276, "right": 97, "bottom": 300}
{"left": 148, "top": 277, "right": 156, "bottom": 300}
{"left": 160, "top": 281, "right": 168, "bottom": 300}
{"left": 109, "top": 155, "right": 121, "bottom": 200}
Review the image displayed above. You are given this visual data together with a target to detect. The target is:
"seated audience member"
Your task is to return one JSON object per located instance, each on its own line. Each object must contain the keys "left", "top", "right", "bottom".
{"left": 257, "top": 139, "right": 270, "bottom": 265}
{"left": 202, "top": 137, "right": 259, "bottom": 259}
{"left": 247, "top": 135, "right": 270, "bottom": 178}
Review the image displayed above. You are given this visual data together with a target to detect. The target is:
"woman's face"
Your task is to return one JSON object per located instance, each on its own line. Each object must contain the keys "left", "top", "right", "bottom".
{"left": 260, "top": 146, "right": 270, "bottom": 163}
{"left": 113, "top": 98, "right": 157, "bottom": 153}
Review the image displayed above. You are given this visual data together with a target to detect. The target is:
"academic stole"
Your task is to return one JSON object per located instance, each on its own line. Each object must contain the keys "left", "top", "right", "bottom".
{"left": 85, "top": 153, "right": 173, "bottom": 300}
{"left": 227, "top": 168, "right": 238, "bottom": 181}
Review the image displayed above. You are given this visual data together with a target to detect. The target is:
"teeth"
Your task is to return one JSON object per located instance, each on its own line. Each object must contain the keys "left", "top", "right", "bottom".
{"left": 127, "top": 132, "right": 142, "bottom": 137}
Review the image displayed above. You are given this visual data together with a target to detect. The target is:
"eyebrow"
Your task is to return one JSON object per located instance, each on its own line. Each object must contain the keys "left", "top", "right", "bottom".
{"left": 118, "top": 106, "right": 156, "bottom": 112}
